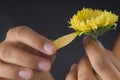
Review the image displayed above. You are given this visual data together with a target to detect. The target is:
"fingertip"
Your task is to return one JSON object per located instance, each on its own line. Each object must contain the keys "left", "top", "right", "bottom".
{"left": 18, "top": 68, "right": 33, "bottom": 80}
{"left": 38, "top": 60, "right": 51, "bottom": 71}
{"left": 51, "top": 43, "right": 57, "bottom": 55}
{"left": 43, "top": 42, "right": 57, "bottom": 55}
{"left": 83, "top": 36, "right": 103, "bottom": 50}
{"left": 66, "top": 63, "right": 77, "bottom": 80}
{"left": 83, "top": 36, "right": 95, "bottom": 46}
{"left": 70, "top": 63, "right": 77, "bottom": 72}
{"left": 83, "top": 36, "right": 91, "bottom": 45}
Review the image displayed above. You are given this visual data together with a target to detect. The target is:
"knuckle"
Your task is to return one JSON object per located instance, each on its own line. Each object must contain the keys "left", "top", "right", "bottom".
{"left": 11, "top": 26, "right": 27, "bottom": 37}
{"left": 6, "top": 27, "right": 14, "bottom": 38}
{"left": 93, "top": 58, "right": 107, "bottom": 71}
{"left": 7, "top": 26, "right": 28, "bottom": 39}
{"left": 0, "top": 43, "right": 12, "bottom": 60}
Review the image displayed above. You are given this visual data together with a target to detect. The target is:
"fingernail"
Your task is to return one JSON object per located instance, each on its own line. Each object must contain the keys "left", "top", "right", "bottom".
{"left": 70, "top": 63, "right": 77, "bottom": 71}
{"left": 83, "top": 36, "right": 102, "bottom": 46}
{"left": 83, "top": 36, "right": 91, "bottom": 44}
{"left": 19, "top": 70, "right": 31, "bottom": 79}
{"left": 44, "top": 43, "right": 54, "bottom": 55}
{"left": 38, "top": 61, "right": 51, "bottom": 71}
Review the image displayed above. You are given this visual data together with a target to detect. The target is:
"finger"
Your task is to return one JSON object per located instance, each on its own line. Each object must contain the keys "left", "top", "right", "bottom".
{"left": 24, "top": 45, "right": 56, "bottom": 64}
{"left": 30, "top": 70, "right": 54, "bottom": 80}
{"left": 66, "top": 63, "right": 77, "bottom": 80}
{"left": 105, "top": 50, "right": 120, "bottom": 70}
{"left": 34, "top": 52, "right": 56, "bottom": 63}
{"left": 0, "top": 42, "right": 51, "bottom": 71}
{"left": 0, "top": 62, "right": 33, "bottom": 80}
{"left": 22, "top": 44, "right": 56, "bottom": 63}
{"left": 113, "top": 35, "right": 120, "bottom": 58}
{"left": 78, "top": 56, "right": 98, "bottom": 80}
{"left": 13, "top": 42, "right": 56, "bottom": 63}
{"left": 5, "top": 26, "right": 56, "bottom": 55}
{"left": 83, "top": 36, "right": 120, "bottom": 80}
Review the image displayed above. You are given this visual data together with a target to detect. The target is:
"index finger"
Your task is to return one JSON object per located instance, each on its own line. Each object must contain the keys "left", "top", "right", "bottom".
{"left": 5, "top": 26, "right": 56, "bottom": 55}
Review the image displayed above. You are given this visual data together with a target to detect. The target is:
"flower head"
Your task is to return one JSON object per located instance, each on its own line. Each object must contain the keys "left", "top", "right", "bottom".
{"left": 54, "top": 8, "right": 119, "bottom": 49}
{"left": 69, "top": 8, "right": 118, "bottom": 39}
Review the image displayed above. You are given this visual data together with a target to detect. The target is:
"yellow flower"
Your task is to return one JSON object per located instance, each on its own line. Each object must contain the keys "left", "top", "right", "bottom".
{"left": 69, "top": 8, "right": 118, "bottom": 39}
{"left": 54, "top": 8, "right": 119, "bottom": 49}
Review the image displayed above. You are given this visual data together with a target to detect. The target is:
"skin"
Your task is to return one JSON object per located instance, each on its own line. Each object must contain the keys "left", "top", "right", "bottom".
{"left": 113, "top": 35, "right": 120, "bottom": 58}
{"left": 66, "top": 36, "right": 120, "bottom": 80}
{"left": 0, "top": 26, "right": 56, "bottom": 80}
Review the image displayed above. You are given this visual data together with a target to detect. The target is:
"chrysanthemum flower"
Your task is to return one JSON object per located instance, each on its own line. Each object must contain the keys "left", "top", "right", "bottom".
{"left": 54, "top": 8, "right": 118, "bottom": 49}
{"left": 69, "top": 8, "right": 118, "bottom": 39}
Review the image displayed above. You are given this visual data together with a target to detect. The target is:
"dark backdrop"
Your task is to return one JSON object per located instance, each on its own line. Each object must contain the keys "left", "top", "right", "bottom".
{"left": 0, "top": 0, "right": 120, "bottom": 80}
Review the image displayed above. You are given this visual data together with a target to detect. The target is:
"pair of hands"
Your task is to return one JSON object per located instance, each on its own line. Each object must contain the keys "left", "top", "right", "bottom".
{"left": 0, "top": 26, "right": 119, "bottom": 80}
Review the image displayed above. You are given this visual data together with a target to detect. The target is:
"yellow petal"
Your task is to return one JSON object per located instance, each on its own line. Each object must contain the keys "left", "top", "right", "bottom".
{"left": 53, "top": 32, "right": 78, "bottom": 50}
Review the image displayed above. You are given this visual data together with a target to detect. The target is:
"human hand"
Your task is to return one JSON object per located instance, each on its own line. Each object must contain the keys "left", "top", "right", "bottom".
{"left": 66, "top": 37, "right": 120, "bottom": 80}
{"left": 0, "top": 26, "right": 56, "bottom": 80}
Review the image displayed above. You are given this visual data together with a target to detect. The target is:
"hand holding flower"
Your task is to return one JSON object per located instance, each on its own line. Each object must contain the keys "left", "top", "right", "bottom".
{"left": 54, "top": 8, "right": 119, "bottom": 80}
{"left": 66, "top": 37, "right": 120, "bottom": 80}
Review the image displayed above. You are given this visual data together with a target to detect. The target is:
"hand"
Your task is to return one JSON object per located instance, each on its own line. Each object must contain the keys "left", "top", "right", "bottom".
{"left": 66, "top": 37, "right": 120, "bottom": 80}
{"left": 0, "top": 26, "right": 56, "bottom": 80}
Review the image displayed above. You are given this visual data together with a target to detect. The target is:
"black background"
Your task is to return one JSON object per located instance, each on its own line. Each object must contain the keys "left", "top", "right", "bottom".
{"left": 0, "top": 0, "right": 120, "bottom": 80}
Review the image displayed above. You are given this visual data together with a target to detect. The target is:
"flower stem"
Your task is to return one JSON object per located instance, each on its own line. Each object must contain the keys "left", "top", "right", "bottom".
{"left": 90, "top": 35, "right": 98, "bottom": 41}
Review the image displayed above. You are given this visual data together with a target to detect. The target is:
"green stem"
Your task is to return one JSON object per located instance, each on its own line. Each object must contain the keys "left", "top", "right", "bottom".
{"left": 90, "top": 35, "right": 98, "bottom": 41}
